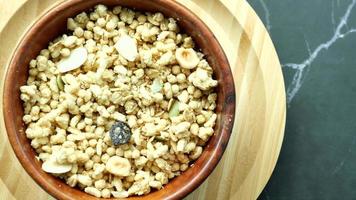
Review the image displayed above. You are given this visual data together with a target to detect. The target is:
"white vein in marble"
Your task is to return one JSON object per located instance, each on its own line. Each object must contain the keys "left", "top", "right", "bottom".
{"left": 332, "top": 135, "right": 356, "bottom": 175}
{"left": 331, "top": 0, "right": 336, "bottom": 30}
{"left": 259, "top": 0, "right": 271, "bottom": 32}
{"left": 284, "top": 0, "right": 356, "bottom": 104}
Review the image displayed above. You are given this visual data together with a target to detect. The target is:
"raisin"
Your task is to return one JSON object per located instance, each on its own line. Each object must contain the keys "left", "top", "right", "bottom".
{"left": 109, "top": 121, "right": 131, "bottom": 145}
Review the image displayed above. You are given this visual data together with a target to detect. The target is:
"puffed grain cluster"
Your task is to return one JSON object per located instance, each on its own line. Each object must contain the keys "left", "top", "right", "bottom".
{"left": 20, "top": 4, "right": 218, "bottom": 198}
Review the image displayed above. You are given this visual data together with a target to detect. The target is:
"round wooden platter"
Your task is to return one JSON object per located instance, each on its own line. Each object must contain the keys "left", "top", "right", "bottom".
{"left": 0, "top": 0, "right": 286, "bottom": 199}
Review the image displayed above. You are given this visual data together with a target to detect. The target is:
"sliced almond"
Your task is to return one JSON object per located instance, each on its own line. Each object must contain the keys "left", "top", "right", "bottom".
{"left": 114, "top": 35, "right": 138, "bottom": 62}
{"left": 106, "top": 156, "right": 131, "bottom": 176}
{"left": 42, "top": 156, "right": 72, "bottom": 174}
{"left": 111, "top": 191, "right": 129, "bottom": 198}
{"left": 57, "top": 47, "right": 88, "bottom": 73}
{"left": 175, "top": 48, "right": 200, "bottom": 69}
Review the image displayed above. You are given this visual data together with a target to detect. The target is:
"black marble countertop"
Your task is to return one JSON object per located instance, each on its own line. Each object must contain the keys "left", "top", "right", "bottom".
{"left": 248, "top": 0, "right": 356, "bottom": 199}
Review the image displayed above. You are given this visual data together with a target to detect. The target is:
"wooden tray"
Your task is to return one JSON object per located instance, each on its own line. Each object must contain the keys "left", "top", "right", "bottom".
{"left": 0, "top": 0, "right": 286, "bottom": 199}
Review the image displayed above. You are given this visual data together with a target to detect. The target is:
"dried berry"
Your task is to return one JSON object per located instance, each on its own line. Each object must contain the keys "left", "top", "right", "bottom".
{"left": 109, "top": 121, "right": 131, "bottom": 145}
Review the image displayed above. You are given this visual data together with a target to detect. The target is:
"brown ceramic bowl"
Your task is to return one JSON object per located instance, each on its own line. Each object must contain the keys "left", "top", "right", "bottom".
{"left": 3, "top": 0, "right": 235, "bottom": 199}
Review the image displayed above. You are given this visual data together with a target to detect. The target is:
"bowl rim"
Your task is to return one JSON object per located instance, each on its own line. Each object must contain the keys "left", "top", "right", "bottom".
{"left": 3, "top": 0, "right": 236, "bottom": 199}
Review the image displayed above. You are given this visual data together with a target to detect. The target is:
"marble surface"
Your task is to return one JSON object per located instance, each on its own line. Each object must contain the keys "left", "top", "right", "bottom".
{"left": 248, "top": 0, "right": 356, "bottom": 199}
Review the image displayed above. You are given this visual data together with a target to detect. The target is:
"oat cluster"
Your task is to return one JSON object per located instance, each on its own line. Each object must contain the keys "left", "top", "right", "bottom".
{"left": 20, "top": 4, "right": 218, "bottom": 198}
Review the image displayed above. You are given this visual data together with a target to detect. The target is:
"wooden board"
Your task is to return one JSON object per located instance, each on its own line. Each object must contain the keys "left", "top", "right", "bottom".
{"left": 0, "top": 0, "right": 286, "bottom": 199}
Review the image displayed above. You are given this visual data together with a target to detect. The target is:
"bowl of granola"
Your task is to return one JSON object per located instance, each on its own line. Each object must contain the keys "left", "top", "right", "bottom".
{"left": 3, "top": 0, "right": 235, "bottom": 199}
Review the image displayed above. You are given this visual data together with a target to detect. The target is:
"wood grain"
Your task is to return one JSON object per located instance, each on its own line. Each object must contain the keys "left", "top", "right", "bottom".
{"left": 0, "top": 0, "right": 286, "bottom": 199}
{"left": 4, "top": 0, "right": 235, "bottom": 199}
